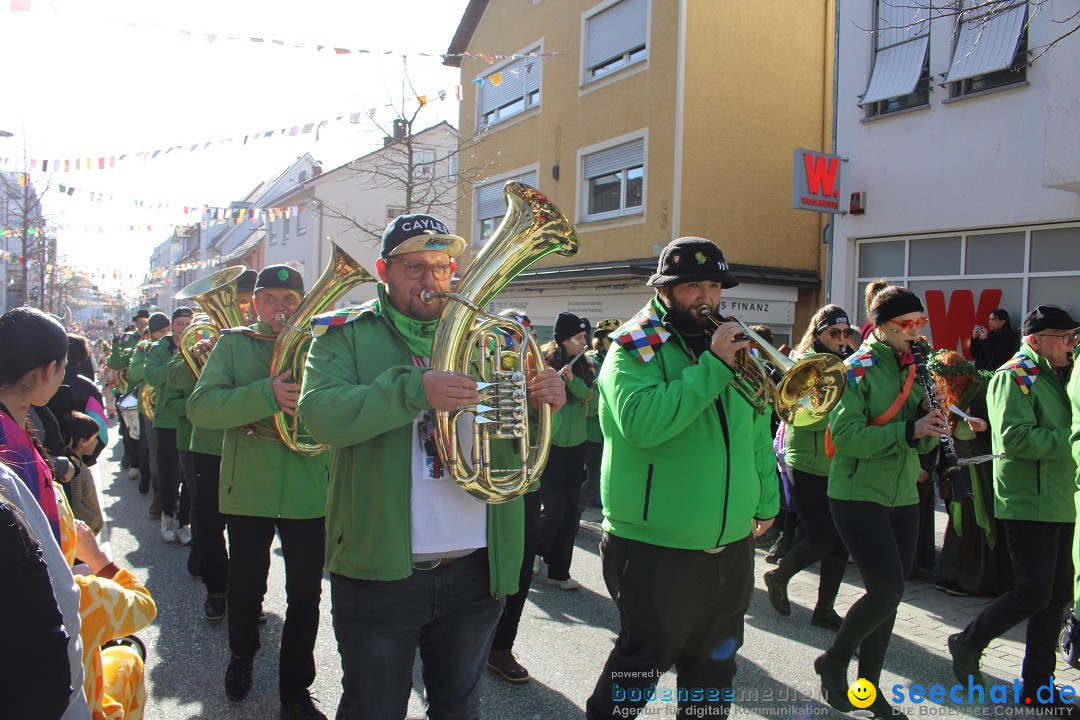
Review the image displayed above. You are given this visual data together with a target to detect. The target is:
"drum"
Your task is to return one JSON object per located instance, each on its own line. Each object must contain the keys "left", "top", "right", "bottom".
{"left": 118, "top": 394, "right": 140, "bottom": 440}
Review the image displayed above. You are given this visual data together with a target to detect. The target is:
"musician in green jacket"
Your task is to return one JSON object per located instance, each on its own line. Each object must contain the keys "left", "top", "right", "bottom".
{"left": 950, "top": 305, "right": 1079, "bottom": 711}
{"left": 187, "top": 265, "right": 328, "bottom": 720}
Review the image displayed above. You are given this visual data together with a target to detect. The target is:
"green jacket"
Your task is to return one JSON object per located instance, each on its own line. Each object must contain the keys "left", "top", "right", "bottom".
{"left": 987, "top": 344, "right": 1076, "bottom": 523}
{"left": 187, "top": 322, "right": 328, "bottom": 519}
{"left": 107, "top": 332, "right": 142, "bottom": 393}
{"left": 549, "top": 350, "right": 591, "bottom": 448}
{"left": 783, "top": 352, "right": 832, "bottom": 477}
{"left": 827, "top": 338, "right": 936, "bottom": 507}
{"left": 145, "top": 335, "right": 179, "bottom": 430}
{"left": 297, "top": 291, "right": 524, "bottom": 597}
{"left": 167, "top": 351, "right": 223, "bottom": 456}
{"left": 584, "top": 350, "right": 603, "bottom": 444}
{"left": 598, "top": 297, "right": 779, "bottom": 550}
{"left": 126, "top": 339, "right": 151, "bottom": 391}
{"left": 1071, "top": 347, "right": 1080, "bottom": 486}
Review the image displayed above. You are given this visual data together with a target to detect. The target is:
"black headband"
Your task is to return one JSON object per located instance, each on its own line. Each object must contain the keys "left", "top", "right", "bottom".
{"left": 870, "top": 293, "right": 923, "bottom": 326}
{"left": 815, "top": 308, "right": 850, "bottom": 334}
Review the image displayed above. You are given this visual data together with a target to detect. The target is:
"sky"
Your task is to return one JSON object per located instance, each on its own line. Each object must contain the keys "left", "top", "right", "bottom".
{"left": 0, "top": 0, "right": 472, "bottom": 295}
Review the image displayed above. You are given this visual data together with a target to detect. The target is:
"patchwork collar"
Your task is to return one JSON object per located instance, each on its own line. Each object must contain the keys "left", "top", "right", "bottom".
{"left": 611, "top": 304, "right": 670, "bottom": 363}
{"left": 310, "top": 300, "right": 377, "bottom": 337}
{"left": 843, "top": 347, "right": 878, "bottom": 387}
{"left": 1003, "top": 350, "right": 1040, "bottom": 395}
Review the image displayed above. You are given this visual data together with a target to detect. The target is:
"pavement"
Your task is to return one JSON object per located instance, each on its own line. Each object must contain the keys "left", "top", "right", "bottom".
{"left": 93, "top": 424, "right": 1079, "bottom": 719}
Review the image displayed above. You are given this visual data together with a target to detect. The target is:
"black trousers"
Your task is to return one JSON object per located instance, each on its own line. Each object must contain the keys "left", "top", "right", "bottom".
{"left": 491, "top": 490, "right": 542, "bottom": 652}
{"left": 225, "top": 514, "right": 325, "bottom": 703}
{"left": 586, "top": 534, "right": 754, "bottom": 720}
{"left": 959, "top": 519, "right": 1073, "bottom": 687}
{"left": 774, "top": 468, "right": 848, "bottom": 610}
{"left": 194, "top": 452, "right": 228, "bottom": 594}
{"left": 539, "top": 443, "right": 587, "bottom": 581}
{"left": 137, "top": 413, "right": 153, "bottom": 492}
{"left": 825, "top": 499, "right": 919, "bottom": 686}
{"left": 155, "top": 427, "right": 189, "bottom": 525}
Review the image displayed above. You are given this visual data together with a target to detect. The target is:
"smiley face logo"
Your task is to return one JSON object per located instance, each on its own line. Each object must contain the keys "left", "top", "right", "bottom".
{"left": 848, "top": 678, "right": 876, "bottom": 709}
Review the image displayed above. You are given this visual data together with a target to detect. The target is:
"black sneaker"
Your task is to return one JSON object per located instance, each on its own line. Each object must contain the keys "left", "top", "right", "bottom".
{"left": 280, "top": 692, "right": 328, "bottom": 720}
{"left": 764, "top": 570, "right": 791, "bottom": 616}
{"left": 948, "top": 633, "right": 985, "bottom": 688}
{"left": 204, "top": 593, "right": 227, "bottom": 622}
{"left": 811, "top": 607, "right": 844, "bottom": 632}
{"left": 225, "top": 654, "right": 253, "bottom": 702}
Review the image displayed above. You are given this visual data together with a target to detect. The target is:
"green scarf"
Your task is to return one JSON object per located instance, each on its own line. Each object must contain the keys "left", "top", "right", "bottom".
{"left": 377, "top": 283, "right": 439, "bottom": 358}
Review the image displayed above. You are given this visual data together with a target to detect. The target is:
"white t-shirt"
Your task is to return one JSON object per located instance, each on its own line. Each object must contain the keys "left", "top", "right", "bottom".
{"left": 409, "top": 409, "right": 487, "bottom": 559}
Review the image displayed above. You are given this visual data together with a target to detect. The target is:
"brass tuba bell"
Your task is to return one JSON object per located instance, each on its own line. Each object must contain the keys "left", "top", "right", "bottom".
{"left": 259, "top": 243, "right": 375, "bottom": 456}
{"left": 697, "top": 307, "right": 847, "bottom": 426}
{"left": 420, "top": 182, "right": 579, "bottom": 503}
{"left": 174, "top": 265, "right": 248, "bottom": 377}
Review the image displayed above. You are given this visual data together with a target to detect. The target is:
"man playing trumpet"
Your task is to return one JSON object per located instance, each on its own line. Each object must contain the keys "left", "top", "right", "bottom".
{"left": 586, "top": 236, "right": 778, "bottom": 719}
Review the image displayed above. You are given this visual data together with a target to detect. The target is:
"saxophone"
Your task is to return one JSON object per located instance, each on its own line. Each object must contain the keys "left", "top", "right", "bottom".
{"left": 420, "top": 182, "right": 579, "bottom": 503}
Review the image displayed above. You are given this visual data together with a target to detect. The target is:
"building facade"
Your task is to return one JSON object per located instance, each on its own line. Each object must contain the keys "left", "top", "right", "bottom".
{"left": 831, "top": 0, "right": 1080, "bottom": 353}
{"left": 447, "top": 0, "right": 835, "bottom": 341}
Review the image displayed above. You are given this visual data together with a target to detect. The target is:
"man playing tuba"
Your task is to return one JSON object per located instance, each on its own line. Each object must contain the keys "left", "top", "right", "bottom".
{"left": 187, "top": 264, "right": 329, "bottom": 720}
{"left": 298, "top": 213, "right": 566, "bottom": 720}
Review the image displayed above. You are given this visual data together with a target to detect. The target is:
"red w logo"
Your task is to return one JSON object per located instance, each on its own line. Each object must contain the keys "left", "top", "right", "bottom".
{"left": 803, "top": 155, "right": 840, "bottom": 198}
{"left": 925, "top": 289, "right": 1003, "bottom": 357}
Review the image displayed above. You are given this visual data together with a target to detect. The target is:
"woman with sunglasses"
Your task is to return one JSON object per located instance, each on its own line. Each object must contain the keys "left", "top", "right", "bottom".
{"left": 813, "top": 280, "right": 950, "bottom": 718}
{"left": 764, "top": 305, "right": 857, "bottom": 631}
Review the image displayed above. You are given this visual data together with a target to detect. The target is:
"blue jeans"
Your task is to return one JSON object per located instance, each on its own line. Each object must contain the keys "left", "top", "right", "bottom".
{"left": 330, "top": 549, "right": 502, "bottom": 720}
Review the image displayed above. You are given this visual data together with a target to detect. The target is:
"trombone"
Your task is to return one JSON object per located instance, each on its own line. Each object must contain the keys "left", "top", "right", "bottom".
{"left": 697, "top": 306, "right": 847, "bottom": 426}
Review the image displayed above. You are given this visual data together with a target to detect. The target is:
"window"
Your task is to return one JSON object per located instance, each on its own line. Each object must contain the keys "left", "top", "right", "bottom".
{"left": 946, "top": 1, "right": 1028, "bottom": 97}
{"left": 282, "top": 213, "right": 290, "bottom": 241}
{"left": 582, "top": 137, "right": 644, "bottom": 221}
{"left": 474, "top": 171, "right": 538, "bottom": 247}
{"left": 861, "top": 0, "right": 931, "bottom": 117}
{"left": 269, "top": 223, "right": 277, "bottom": 245}
{"left": 584, "top": 0, "right": 647, "bottom": 82}
{"left": 386, "top": 206, "right": 406, "bottom": 224}
{"left": 413, "top": 150, "right": 436, "bottom": 179}
{"left": 296, "top": 207, "right": 307, "bottom": 235}
{"left": 478, "top": 48, "right": 542, "bottom": 127}
{"left": 447, "top": 154, "right": 459, "bottom": 180}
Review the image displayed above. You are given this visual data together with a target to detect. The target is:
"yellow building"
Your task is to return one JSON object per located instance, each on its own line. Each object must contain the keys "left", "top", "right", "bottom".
{"left": 447, "top": 0, "right": 834, "bottom": 342}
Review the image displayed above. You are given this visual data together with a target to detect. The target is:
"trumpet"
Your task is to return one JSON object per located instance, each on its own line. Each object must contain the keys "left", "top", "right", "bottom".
{"left": 697, "top": 305, "right": 847, "bottom": 426}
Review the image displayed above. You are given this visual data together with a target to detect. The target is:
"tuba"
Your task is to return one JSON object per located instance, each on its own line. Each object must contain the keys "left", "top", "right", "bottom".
{"left": 139, "top": 381, "right": 156, "bottom": 422}
{"left": 698, "top": 307, "right": 846, "bottom": 426}
{"left": 174, "top": 265, "right": 248, "bottom": 377}
{"left": 421, "top": 182, "right": 579, "bottom": 503}
{"left": 250, "top": 244, "right": 375, "bottom": 456}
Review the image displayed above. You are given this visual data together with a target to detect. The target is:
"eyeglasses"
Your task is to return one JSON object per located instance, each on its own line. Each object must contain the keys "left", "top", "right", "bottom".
{"left": 826, "top": 327, "right": 856, "bottom": 339}
{"left": 1038, "top": 332, "right": 1079, "bottom": 344}
{"left": 390, "top": 261, "right": 456, "bottom": 280}
{"left": 887, "top": 316, "right": 929, "bottom": 332}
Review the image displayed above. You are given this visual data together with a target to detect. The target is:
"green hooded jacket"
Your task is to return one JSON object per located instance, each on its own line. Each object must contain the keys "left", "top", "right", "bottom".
{"left": 297, "top": 286, "right": 525, "bottom": 598}
{"left": 598, "top": 296, "right": 779, "bottom": 550}
{"left": 1071, "top": 347, "right": 1080, "bottom": 486}
{"left": 827, "top": 337, "right": 937, "bottom": 507}
{"left": 187, "top": 321, "right": 328, "bottom": 519}
{"left": 144, "top": 335, "right": 179, "bottom": 430}
{"left": 987, "top": 344, "right": 1076, "bottom": 523}
{"left": 167, "top": 351, "right": 223, "bottom": 456}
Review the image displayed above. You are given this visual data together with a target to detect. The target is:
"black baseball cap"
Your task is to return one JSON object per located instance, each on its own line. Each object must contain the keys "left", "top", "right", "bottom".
{"left": 1021, "top": 305, "right": 1079, "bottom": 336}
{"left": 381, "top": 214, "right": 466, "bottom": 259}
{"left": 254, "top": 265, "right": 305, "bottom": 296}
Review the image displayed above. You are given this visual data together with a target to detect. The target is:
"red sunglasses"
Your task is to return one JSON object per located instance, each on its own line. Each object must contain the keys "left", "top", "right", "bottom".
{"left": 887, "top": 316, "right": 929, "bottom": 332}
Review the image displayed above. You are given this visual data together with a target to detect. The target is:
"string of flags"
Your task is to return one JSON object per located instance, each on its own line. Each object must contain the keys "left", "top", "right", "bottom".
{"left": 0, "top": 61, "right": 549, "bottom": 173}
{"left": 7, "top": 1, "right": 562, "bottom": 66}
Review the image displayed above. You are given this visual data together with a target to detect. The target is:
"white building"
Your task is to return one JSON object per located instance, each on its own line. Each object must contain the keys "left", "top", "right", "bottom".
{"left": 831, "top": 0, "right": 1080, "bottom": 353}
{"left": 260, "top": 121, "right": 459, "bottom": 308}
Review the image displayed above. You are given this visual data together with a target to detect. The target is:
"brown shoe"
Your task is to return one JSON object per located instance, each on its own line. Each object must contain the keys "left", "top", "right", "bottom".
{"left": 486, "top": 649, "right": 530, "bottom": 683}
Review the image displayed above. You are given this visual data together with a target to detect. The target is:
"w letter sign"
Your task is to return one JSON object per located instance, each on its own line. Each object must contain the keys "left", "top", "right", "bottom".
{"left": 792, "top": 149, "right": 844, "bottom": 214}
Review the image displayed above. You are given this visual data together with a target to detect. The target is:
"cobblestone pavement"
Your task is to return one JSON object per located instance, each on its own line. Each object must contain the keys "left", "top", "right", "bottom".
{"left": 93, "top": 426, "right": 1077, "bottom": 719}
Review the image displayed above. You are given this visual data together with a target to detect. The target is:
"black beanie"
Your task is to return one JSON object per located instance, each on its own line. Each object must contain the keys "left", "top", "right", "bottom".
{"left": 553, "top": 312, "right": 587, "bottom": 343}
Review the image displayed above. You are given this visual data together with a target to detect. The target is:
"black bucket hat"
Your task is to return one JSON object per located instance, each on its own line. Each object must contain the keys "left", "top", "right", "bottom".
{"left": 647, "top": 237, "right": 739, "bottom": 289}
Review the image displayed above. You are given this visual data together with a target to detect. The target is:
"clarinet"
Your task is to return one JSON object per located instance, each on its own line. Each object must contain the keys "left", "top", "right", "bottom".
{"left": 911, "top": 347, "right": 974, "bottom": 503}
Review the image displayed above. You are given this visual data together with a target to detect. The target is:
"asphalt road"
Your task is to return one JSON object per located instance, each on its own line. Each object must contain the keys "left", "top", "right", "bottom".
{"left": 97, "top": 427, "right": 1006, "bottom": 720}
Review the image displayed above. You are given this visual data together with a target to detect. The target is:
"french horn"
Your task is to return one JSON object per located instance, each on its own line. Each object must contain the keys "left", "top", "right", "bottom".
{"left": 421, "top": 182, "right": 579, "bottom": 503}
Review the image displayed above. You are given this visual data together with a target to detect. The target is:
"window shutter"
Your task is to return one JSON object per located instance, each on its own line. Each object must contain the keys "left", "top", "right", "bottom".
{"left": 586, "top": 0, "right": 647, "bottom": 69}
{"left": 583, "top": 138, "right": 644, "bottom": 179}
{"left": 475, "top": 171, "right": 539, "bottom": 221}
{"left": 945, "top": 2, "right": 1027, "bottom": 83}
{"left": 480, "top": 57, "right": 527, "bottom": 116}
{"left": 861, "top": 0, "right": 930, "bottom": 104}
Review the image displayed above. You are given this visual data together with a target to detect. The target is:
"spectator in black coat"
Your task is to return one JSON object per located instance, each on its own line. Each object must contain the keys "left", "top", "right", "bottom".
{"left": 970, "top": 308, "right": 1019, "bottom": 371}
